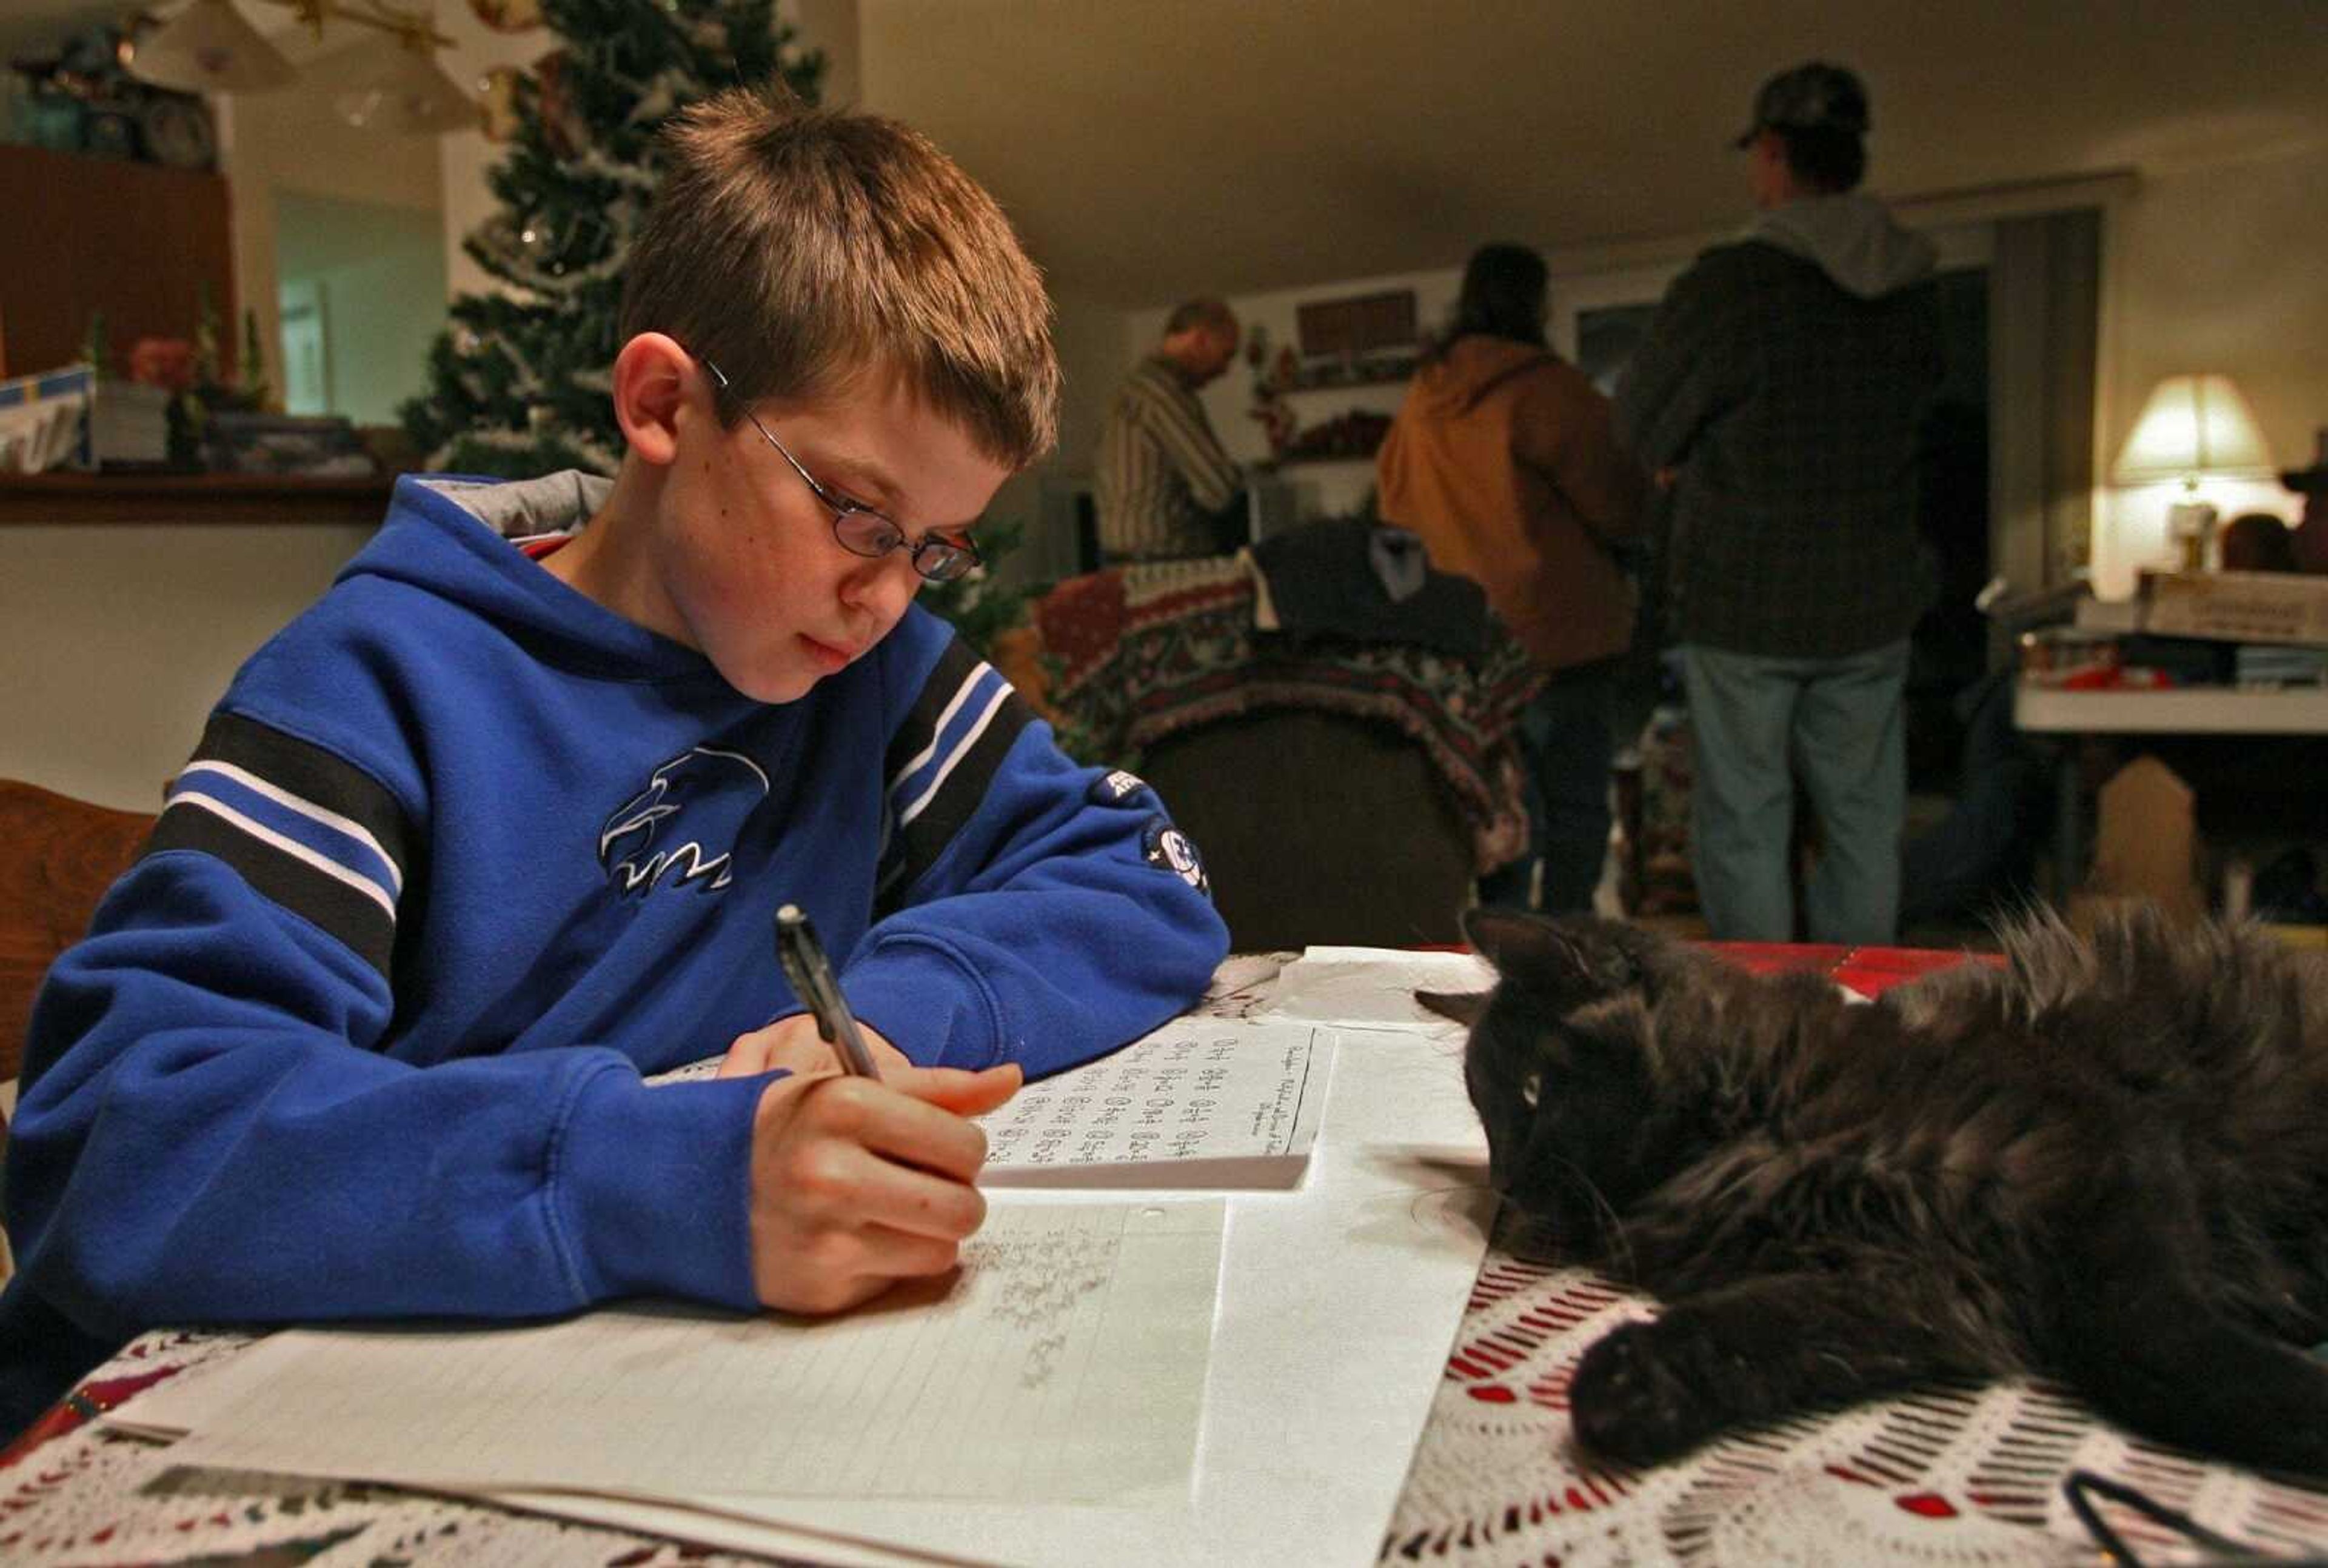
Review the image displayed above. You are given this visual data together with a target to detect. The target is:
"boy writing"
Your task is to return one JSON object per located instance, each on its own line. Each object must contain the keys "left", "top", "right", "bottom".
{"left": 0, "top": 87, "right": 1228, "bottom": 1441}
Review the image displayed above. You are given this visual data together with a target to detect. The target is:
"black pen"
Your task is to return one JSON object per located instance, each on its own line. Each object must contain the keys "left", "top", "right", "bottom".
{"left": 774, "top": 903, "right": 881, "bottom": 1079}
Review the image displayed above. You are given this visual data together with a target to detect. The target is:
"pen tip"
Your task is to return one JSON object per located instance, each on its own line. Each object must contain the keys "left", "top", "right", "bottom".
{"left": 777, "top": 903, "right": 803, "bottom": 923}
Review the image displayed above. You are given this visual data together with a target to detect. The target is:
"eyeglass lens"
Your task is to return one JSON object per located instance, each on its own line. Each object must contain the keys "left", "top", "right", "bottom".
{"left": 830, "top": 509, "right": 976, "bottom": 582}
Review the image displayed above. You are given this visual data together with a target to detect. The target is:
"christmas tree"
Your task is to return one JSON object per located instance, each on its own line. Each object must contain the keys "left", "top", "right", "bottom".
{"left": 400, "top": 0, "right": 818, "bottom": 476}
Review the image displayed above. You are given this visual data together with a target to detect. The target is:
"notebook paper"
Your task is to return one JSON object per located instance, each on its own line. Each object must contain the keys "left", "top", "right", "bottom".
{"left": 149, "top": 1202, "right": 1223, "bottom": 1504}
{"left": 978, "top": 1019, "right": 1332, "bottom": 1188}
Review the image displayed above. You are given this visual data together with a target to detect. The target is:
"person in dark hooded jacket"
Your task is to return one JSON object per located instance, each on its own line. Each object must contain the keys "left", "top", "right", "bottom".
{"left": 1616, "top": 61, "right": 1941, "bottom": 944}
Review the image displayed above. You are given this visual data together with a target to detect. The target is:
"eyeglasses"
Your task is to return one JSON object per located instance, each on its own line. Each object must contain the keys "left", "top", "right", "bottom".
{"left": 701, "top": 358, "right": 983, "bottom": 584}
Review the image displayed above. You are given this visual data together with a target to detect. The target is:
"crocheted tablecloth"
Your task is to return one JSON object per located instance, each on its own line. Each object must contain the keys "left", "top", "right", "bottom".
{"left": 1035, "top": 559, "right": 1542, "bottom": 873}
{"left": 7, "top": 946, "right": 2326, "bottom": 1567}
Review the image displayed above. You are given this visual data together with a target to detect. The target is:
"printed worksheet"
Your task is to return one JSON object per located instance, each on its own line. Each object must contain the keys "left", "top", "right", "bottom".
{"left": 978, "top": 1019, "right": 1333, "bottom": 1189}
{"left": 142, "top": 1202, "right": 1223, "bottom": 1504}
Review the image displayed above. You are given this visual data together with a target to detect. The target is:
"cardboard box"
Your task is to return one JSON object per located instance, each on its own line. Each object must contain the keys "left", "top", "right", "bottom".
{"left": 2138, "top": 569, "right": 2328, "bottom": 647}
{"left": 2069, "top": 755, "right": 2204, "bottom": 930}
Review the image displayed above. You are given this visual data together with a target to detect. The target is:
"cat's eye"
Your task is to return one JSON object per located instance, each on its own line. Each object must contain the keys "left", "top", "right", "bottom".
{"left": 1520, "top": 1073, "right": 1540, "bottom": 1110}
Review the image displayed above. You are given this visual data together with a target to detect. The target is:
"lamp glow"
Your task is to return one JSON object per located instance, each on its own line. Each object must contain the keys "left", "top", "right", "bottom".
{"left": 2114, "top": 374, "right": 2274, "bottom": 489}
{"left": 2113, "top": 375, "right": 2276, "bottom": 572}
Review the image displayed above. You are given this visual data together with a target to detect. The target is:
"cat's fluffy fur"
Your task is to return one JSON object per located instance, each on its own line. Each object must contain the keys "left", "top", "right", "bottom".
{"left": 1423, "top": 904, "right": 2328, "bottom": 1476}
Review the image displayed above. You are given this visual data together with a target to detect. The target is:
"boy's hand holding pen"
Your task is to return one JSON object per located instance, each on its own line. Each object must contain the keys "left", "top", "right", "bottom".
{"left": 718, "top": 904, "right": 1023, "bottom": 1316}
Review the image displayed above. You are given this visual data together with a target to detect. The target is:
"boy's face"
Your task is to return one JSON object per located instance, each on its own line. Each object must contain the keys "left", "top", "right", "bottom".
{"left": 656, "top": 372, "right": 1012, "bottom": 704}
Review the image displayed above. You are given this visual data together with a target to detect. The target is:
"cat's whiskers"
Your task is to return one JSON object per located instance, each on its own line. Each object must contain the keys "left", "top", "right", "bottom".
{"left": 1523, "top": 1150, "right": 1634, "bottom": 1279}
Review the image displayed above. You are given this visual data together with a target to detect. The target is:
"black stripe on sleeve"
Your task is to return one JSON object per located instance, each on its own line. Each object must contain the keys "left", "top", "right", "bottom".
{"left": 881, "top": 633, "right": 987, "bottom": 787}
{"left": 189, "top": 711, "right": 414, "bottom": 881}
{"left": 142, "top": 712, "right": 412, "bottom": 976}
{"left": 874, "top": 641, "right": 1036, "bottom": 915}
{"left": 146, "top": 804, "right": 398, "bottom": 976}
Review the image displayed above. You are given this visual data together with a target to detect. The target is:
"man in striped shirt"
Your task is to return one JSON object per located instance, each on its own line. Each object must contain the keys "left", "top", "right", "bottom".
{"left": 1095, "top": 298, "right": 1246, "bottom": 561}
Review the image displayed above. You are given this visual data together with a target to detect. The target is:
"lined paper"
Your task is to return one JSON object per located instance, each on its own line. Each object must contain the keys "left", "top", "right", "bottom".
{"left": 152, "top": 1202, "right": 1223, "bottom": 1504}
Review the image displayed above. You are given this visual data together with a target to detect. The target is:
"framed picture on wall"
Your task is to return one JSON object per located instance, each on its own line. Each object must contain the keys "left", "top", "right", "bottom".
{"left": 1295, "top": 290, "right": 1417, "bottom": 359}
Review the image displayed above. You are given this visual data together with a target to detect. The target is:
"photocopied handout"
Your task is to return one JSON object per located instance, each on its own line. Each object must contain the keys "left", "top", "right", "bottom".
{"left": 133, "top": 1202, "right": 1225, "bottom": 1506}
{"left": 977, "top": 1018, "right": 1333, "bottom": 1189}
{"left": 641, "top": 1016, "right": 1332, "bottom": 1187}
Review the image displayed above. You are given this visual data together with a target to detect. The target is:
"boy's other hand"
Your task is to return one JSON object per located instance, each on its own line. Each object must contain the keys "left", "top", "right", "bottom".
{"left": 718, "top": 1013, "right": 914, "bottom": 1079}
{"left": 744, "top": 1059, "right": 1023, "bottom": 1315}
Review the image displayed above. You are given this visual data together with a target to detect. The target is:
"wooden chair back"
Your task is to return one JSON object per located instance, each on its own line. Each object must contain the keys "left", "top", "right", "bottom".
{"left": 1140, "top": 711, "right": 1472, "bottom": 950}
{"left": 0, "top": 780, "right": 155, "bottom": 1091}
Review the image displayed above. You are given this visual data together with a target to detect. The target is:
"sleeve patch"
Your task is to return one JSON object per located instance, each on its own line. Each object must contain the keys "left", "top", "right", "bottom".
{"left": 1089, "top": 769, "right": 1156, "bottom": 809}
{"left": 1142, "top": 816, "right": 1211, "bottom": 898}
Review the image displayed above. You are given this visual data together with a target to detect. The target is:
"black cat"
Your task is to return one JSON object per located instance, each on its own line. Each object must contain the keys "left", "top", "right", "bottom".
{"left": 1421, "top": 904, "right": 2328, "bottom": 1478}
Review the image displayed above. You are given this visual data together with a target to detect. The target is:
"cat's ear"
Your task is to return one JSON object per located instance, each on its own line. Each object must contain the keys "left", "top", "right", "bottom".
{"left": 1463, "top": 906, "right": 1596, "bottom": 983}
{"left": 1415, "top": 989, "right": 1489, "bottom": 1025}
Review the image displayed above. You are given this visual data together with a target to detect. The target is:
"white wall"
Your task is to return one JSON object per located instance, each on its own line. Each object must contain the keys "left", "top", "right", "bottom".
{"left": 0, "top": 525, "right": 376, "bottom": 809}
{"left": 276, "top": 191, "right": 448, "bottom": 426}
{"left": 2089, "top": 139, "right": 2327, "bottom": 595}
{"left": 215, "top": 10, "right": 442, "bottom": 407}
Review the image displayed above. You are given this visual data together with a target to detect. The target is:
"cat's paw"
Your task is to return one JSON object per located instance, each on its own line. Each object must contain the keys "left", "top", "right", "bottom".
{"left": 1568, "top": 1322, "right": 1719, "bottom": 1466}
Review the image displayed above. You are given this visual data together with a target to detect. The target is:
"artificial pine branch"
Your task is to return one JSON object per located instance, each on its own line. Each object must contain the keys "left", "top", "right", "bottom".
{"left": 400, "top": 0, "right": 803, "bottom": 478}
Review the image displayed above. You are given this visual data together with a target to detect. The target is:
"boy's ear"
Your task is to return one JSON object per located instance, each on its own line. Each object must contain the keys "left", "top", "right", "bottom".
{"left": 610, "top": 333, "right": 696, "bottom": 467}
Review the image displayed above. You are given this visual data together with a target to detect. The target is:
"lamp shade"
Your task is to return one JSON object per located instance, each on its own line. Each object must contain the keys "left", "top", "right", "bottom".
{"left": 2113, "top": 373, "right": 2275, "bottom": 486}
{"left": 125, "top": 0, "right": 297, "bottom": 95}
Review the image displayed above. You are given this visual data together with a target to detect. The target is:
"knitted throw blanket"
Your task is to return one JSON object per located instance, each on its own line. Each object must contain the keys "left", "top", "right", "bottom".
{"left": 1035, "top": 559, "right": 1540, "bottom": 872}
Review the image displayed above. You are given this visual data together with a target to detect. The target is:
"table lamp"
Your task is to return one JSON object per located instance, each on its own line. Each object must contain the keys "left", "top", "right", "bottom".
{"left": 2113, "top": 373, "right": 2275, "bottom": 571}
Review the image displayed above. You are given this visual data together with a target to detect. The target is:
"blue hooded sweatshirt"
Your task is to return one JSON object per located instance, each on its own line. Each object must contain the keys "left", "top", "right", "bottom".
{"left": 0, "top": 472, "right": 1227, "bottom": 1437}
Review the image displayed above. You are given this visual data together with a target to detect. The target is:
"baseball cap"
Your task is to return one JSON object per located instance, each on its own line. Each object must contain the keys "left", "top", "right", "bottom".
{"left": 1734, "top": 61, "right": 1871, "bottom": 148}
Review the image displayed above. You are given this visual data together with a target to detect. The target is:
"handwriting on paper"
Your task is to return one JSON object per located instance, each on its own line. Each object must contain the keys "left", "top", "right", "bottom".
{"left": 979, "top": 1020, "right": 1332, "bottom": 1188}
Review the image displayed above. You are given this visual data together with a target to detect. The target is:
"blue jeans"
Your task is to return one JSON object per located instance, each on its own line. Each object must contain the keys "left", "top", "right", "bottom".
{"left": 1479, "top": 658, "right": 1619, "bottom": 916}
{"left": 1678, "top": 639, "right": 1908, "bottom": 943}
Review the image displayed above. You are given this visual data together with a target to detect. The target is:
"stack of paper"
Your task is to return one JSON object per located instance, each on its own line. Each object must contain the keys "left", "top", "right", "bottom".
{"left": 979, "top": 1020, "right": 1331, "bottom": 1188}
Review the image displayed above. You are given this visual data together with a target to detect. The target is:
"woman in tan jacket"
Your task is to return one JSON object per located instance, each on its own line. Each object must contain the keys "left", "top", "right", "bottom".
{"left": 1377, "top": 244, "right": 1645, "bottom": 912}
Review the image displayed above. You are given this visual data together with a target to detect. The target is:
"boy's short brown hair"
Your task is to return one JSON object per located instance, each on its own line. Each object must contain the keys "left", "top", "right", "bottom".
{"left": 621, "top": 85, "right": 1059, "bottom": 469}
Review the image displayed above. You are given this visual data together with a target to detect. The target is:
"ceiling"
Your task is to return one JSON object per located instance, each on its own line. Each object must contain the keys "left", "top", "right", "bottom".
{"left": 859, "top": 0, "right": 2328, "bottom": 306}
{"left": 15, "top": 2, "right": 2328, "bottom": 309}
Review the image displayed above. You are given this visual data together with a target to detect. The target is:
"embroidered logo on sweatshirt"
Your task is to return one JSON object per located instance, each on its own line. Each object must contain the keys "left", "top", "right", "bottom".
{"left": 1089, "top": 769, "right": 1154, "bottom": 808}
{"left": 600, "top": 747, "right": 771, "bottom": 894}
{"left": 1142, "top": 815, "right": 1211, "bottom": 896}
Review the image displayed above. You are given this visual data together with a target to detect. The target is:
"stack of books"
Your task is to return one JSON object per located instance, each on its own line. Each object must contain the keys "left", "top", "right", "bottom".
{"left": 2235, "top": 644, "right": 2328, "bottom": 686}
{"left": 89, "top": 378, "right": 173, "bottom": 467}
